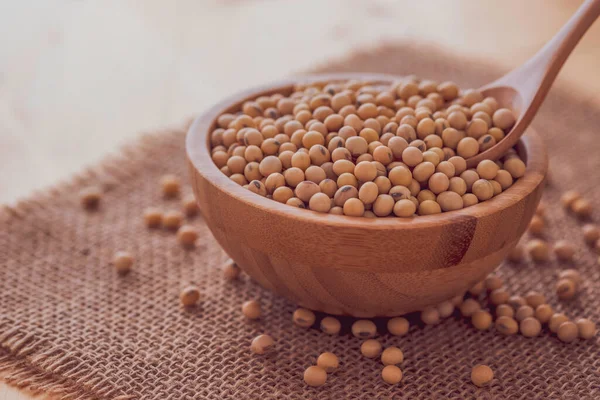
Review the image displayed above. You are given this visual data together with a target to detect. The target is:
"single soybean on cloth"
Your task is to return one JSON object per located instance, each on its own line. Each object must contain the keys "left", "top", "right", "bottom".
{"left": 1, "top": 43, "right": 600, "bottom": 399}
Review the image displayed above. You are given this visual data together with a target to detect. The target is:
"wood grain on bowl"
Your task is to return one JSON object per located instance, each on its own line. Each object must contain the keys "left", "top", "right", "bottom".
{"left": 187, "top": 74, "right": 548, "bottom": 317}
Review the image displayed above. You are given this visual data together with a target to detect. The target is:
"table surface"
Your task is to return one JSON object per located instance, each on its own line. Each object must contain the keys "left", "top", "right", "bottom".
{"left": 1, "top": 0, "right": 599, "bottom": 398}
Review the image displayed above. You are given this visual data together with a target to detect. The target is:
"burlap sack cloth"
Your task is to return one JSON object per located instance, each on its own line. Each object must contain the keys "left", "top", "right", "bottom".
{"left": 1, "top": 43, "right": 599, "bottom": 399}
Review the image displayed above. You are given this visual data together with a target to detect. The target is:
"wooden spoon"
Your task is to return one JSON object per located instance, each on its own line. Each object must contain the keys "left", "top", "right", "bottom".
{"left": 466, "top": 0, "right": 600, "bottom": 168}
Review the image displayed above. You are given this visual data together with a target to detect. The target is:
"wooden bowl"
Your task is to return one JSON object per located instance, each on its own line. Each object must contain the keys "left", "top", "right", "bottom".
{"left": 186, "top": 74, "right": 548, "bottom": 317}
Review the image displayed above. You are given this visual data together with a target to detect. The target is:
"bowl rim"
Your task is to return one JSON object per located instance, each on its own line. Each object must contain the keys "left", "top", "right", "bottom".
{"left": 187, "top": 73, "right": 548, "bottom": 231}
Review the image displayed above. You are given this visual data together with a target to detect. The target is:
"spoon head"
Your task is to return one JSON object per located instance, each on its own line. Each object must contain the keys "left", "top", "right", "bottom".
{"left": 466, "top": 86, "right": 525, "bottom": 168}
{"left": 481, "top": 86, "right": 522, "bottom": 112}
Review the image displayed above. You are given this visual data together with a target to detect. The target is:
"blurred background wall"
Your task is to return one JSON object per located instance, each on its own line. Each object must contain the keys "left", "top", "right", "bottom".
{"left": 0, "top": 0, "right": 597, "bottom": 204}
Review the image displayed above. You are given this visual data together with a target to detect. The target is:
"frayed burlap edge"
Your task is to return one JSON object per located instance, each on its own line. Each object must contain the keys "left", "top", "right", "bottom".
{"left": 0, "top": 121, "right": 192, "bottom": 400}
{"left": 0, "top": 345, "right": 133, "bottom": 400}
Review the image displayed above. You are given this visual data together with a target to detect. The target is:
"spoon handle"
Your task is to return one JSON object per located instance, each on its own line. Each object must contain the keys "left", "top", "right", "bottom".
{"left": 483, "top": 0, "right": 600, "bottom": 106}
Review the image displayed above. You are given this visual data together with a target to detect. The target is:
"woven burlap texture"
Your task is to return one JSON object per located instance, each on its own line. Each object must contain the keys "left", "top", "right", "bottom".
{"left": 1, "top": 43, "right": 600, "bottom": 400}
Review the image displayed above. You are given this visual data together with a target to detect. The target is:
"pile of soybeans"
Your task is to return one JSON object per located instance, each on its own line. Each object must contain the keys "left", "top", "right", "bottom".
{"left": 209, "top": 78, "right": 523, "bottom": 217}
